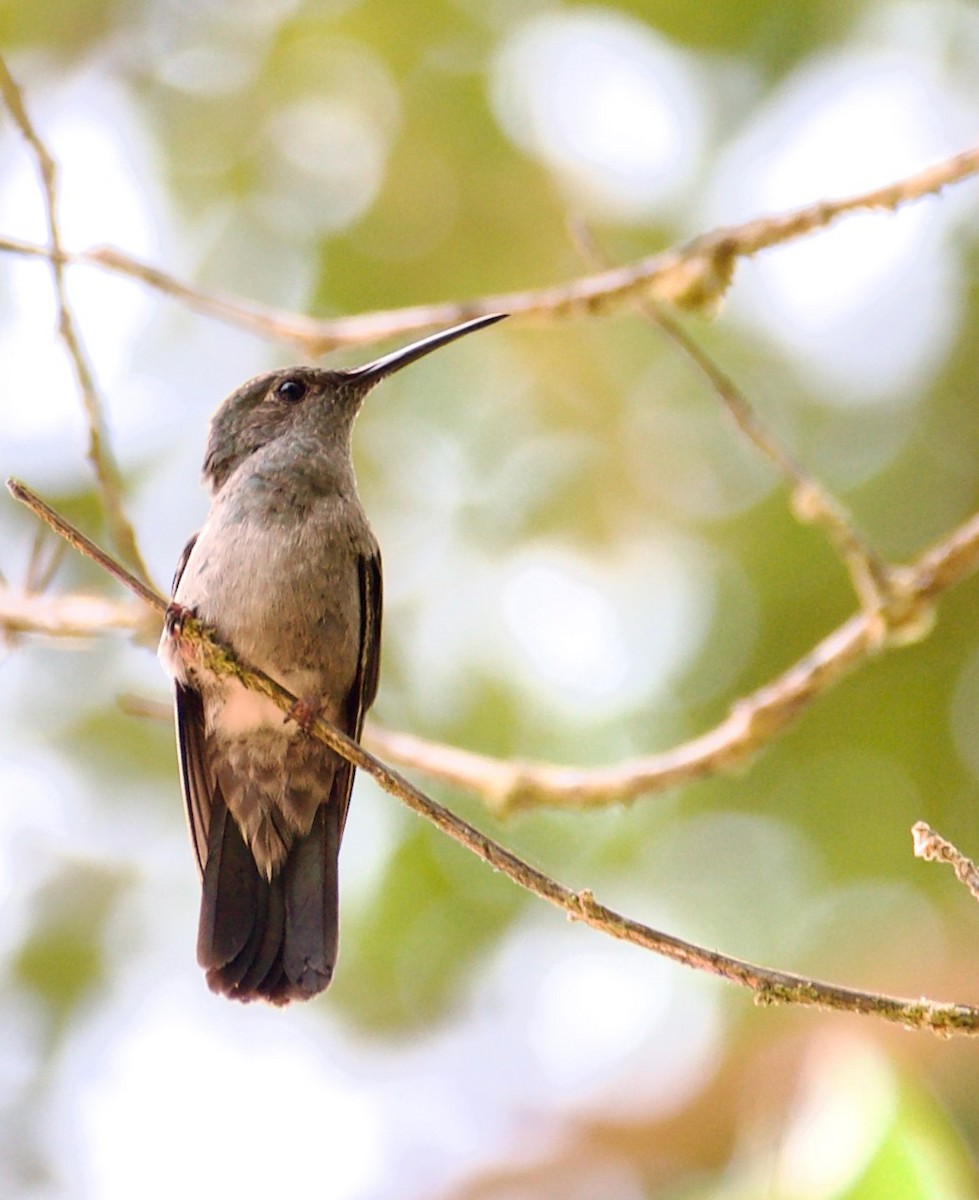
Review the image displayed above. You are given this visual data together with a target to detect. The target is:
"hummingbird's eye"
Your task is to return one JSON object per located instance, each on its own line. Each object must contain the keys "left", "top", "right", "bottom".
{"left": 275, "top": 378, "right": 307, "bottom": 403}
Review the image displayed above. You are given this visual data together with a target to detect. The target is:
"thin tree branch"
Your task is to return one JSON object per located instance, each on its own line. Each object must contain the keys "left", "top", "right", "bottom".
{"left": 366, "top": 512, "right": 975, "bottom": 816}
{"left": 0, "top": 584, "right": 155, "bottom": 640}
{"left": 913, "top": 822, "right": 979, "bottom": 906}
{"left": 175, "top": 618, "right": 979, "bottom": 1036}
{"left": 24, "top": 524, "right": 64, "bottom": 594}
{"left": 4, "top": 480, "right": 162, "bottom": 610}
{"left": 634, "top": 302, "right": 893, "bottom": 623}
{"left": 0, "top": 55, "right": 153, "bottom": 585}
{"left": 568, "top": 217, "right": 893, "bottom": 631}
{"left": 7, "top": 477, "right": 979, "bottom": 1036}
{"left": 0, "top": 146, "right": 976, "bottom": 357}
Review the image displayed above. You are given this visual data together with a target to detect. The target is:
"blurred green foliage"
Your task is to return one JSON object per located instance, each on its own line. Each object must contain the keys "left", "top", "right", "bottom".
{"left": 340, "top": 821, "right": 523, "bottom": 1030}
{"left": 12, "top": 860, "right": 128, "bottom": 1037}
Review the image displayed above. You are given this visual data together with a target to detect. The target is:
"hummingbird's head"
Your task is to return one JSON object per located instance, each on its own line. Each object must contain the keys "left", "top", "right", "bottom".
{"left": 201, "top": 313, "right": 507, "bottom": 495}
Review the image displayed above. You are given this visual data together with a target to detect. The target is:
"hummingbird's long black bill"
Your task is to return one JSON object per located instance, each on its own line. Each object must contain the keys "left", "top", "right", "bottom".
{"left": 346, "top": 313, "right": 507, "bottom": 388}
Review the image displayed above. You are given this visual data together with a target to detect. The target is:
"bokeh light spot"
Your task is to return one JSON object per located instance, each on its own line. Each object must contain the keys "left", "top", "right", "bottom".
{"left": 491, "top": 10, "right": 704, "bottom": 218}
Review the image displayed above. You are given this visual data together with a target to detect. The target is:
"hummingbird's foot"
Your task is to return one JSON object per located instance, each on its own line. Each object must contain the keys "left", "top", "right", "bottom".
{"left": 284, "top": 695, "right": 321, "bottom": 734}
{"left": 164, "top": 600, "right": 197, "bottom": 638}
{"left": 162, "top": 602, "right": 202, "bottom": 670}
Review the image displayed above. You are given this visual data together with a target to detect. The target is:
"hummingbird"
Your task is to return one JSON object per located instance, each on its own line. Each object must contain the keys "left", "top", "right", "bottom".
{"left": 159, "top": 313, "right": 507, "bottom": 1004}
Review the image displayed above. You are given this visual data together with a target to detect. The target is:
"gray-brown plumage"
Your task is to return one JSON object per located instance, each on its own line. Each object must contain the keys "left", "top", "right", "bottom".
{"left": 159, "top": 314, "right": 506, "bottom": 1004}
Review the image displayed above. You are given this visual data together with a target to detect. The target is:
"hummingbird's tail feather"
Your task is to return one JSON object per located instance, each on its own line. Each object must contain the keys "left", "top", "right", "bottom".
{"left": 196, "top": 780, "right": 342, "bottom": 1005}
{"left": 198, "top": 791, "right": 266, "bottom": 978}
{"left": 282, "top": 801, "right": 341, "bottom": 995}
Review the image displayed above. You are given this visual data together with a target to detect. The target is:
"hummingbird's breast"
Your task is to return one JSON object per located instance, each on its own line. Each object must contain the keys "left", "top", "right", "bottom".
{"left": 170, "top": 467, "right": 373, "bottom": 735}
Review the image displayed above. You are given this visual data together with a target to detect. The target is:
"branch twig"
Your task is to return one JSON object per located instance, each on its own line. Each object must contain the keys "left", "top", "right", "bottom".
{"left": 568, "top": 217, "right": 893, "bottom": 630}
{"left": 174, "top": 619, "right": 979, "bottom": 1036}
{"left": 367, "top": 511, "right": 974, "bottom": 815}
{"left": 0, "top": 55, "right": 152, "bottom": 584}
{"left": 0, "top": 147, "right": 976, "bottom": 356}
{"left": 634, "top": 302, "right": 892, "bottom": 622}
{"left": 913, "top": 822, "right": 979, "bottom": 905}
{"left": 0, "top": 585, "right": 155, "bottom": 640}
{"left": 4, "top": 480, "right": 162, "bottom": 609}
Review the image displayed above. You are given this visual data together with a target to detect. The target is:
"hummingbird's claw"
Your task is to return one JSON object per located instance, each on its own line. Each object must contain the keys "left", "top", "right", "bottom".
{"left": 284, "top": 695, "right": 321, "bottom": 734}
{"left": 164, "top": 600, "right": 197, "bottom": 639}
{"left": 162, "top": 602, "right": 205, "bottom": 675}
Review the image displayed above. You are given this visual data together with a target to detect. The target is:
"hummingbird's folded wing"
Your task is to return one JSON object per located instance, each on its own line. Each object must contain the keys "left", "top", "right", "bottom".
{"left": 333, "top": 543, "right": 382, "bottom": 840}
{"left": 175, "top": 681, "right": 211, "bottom": 877}
{"left": 167, "top": 533, "right": 213, "bottom": 877}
